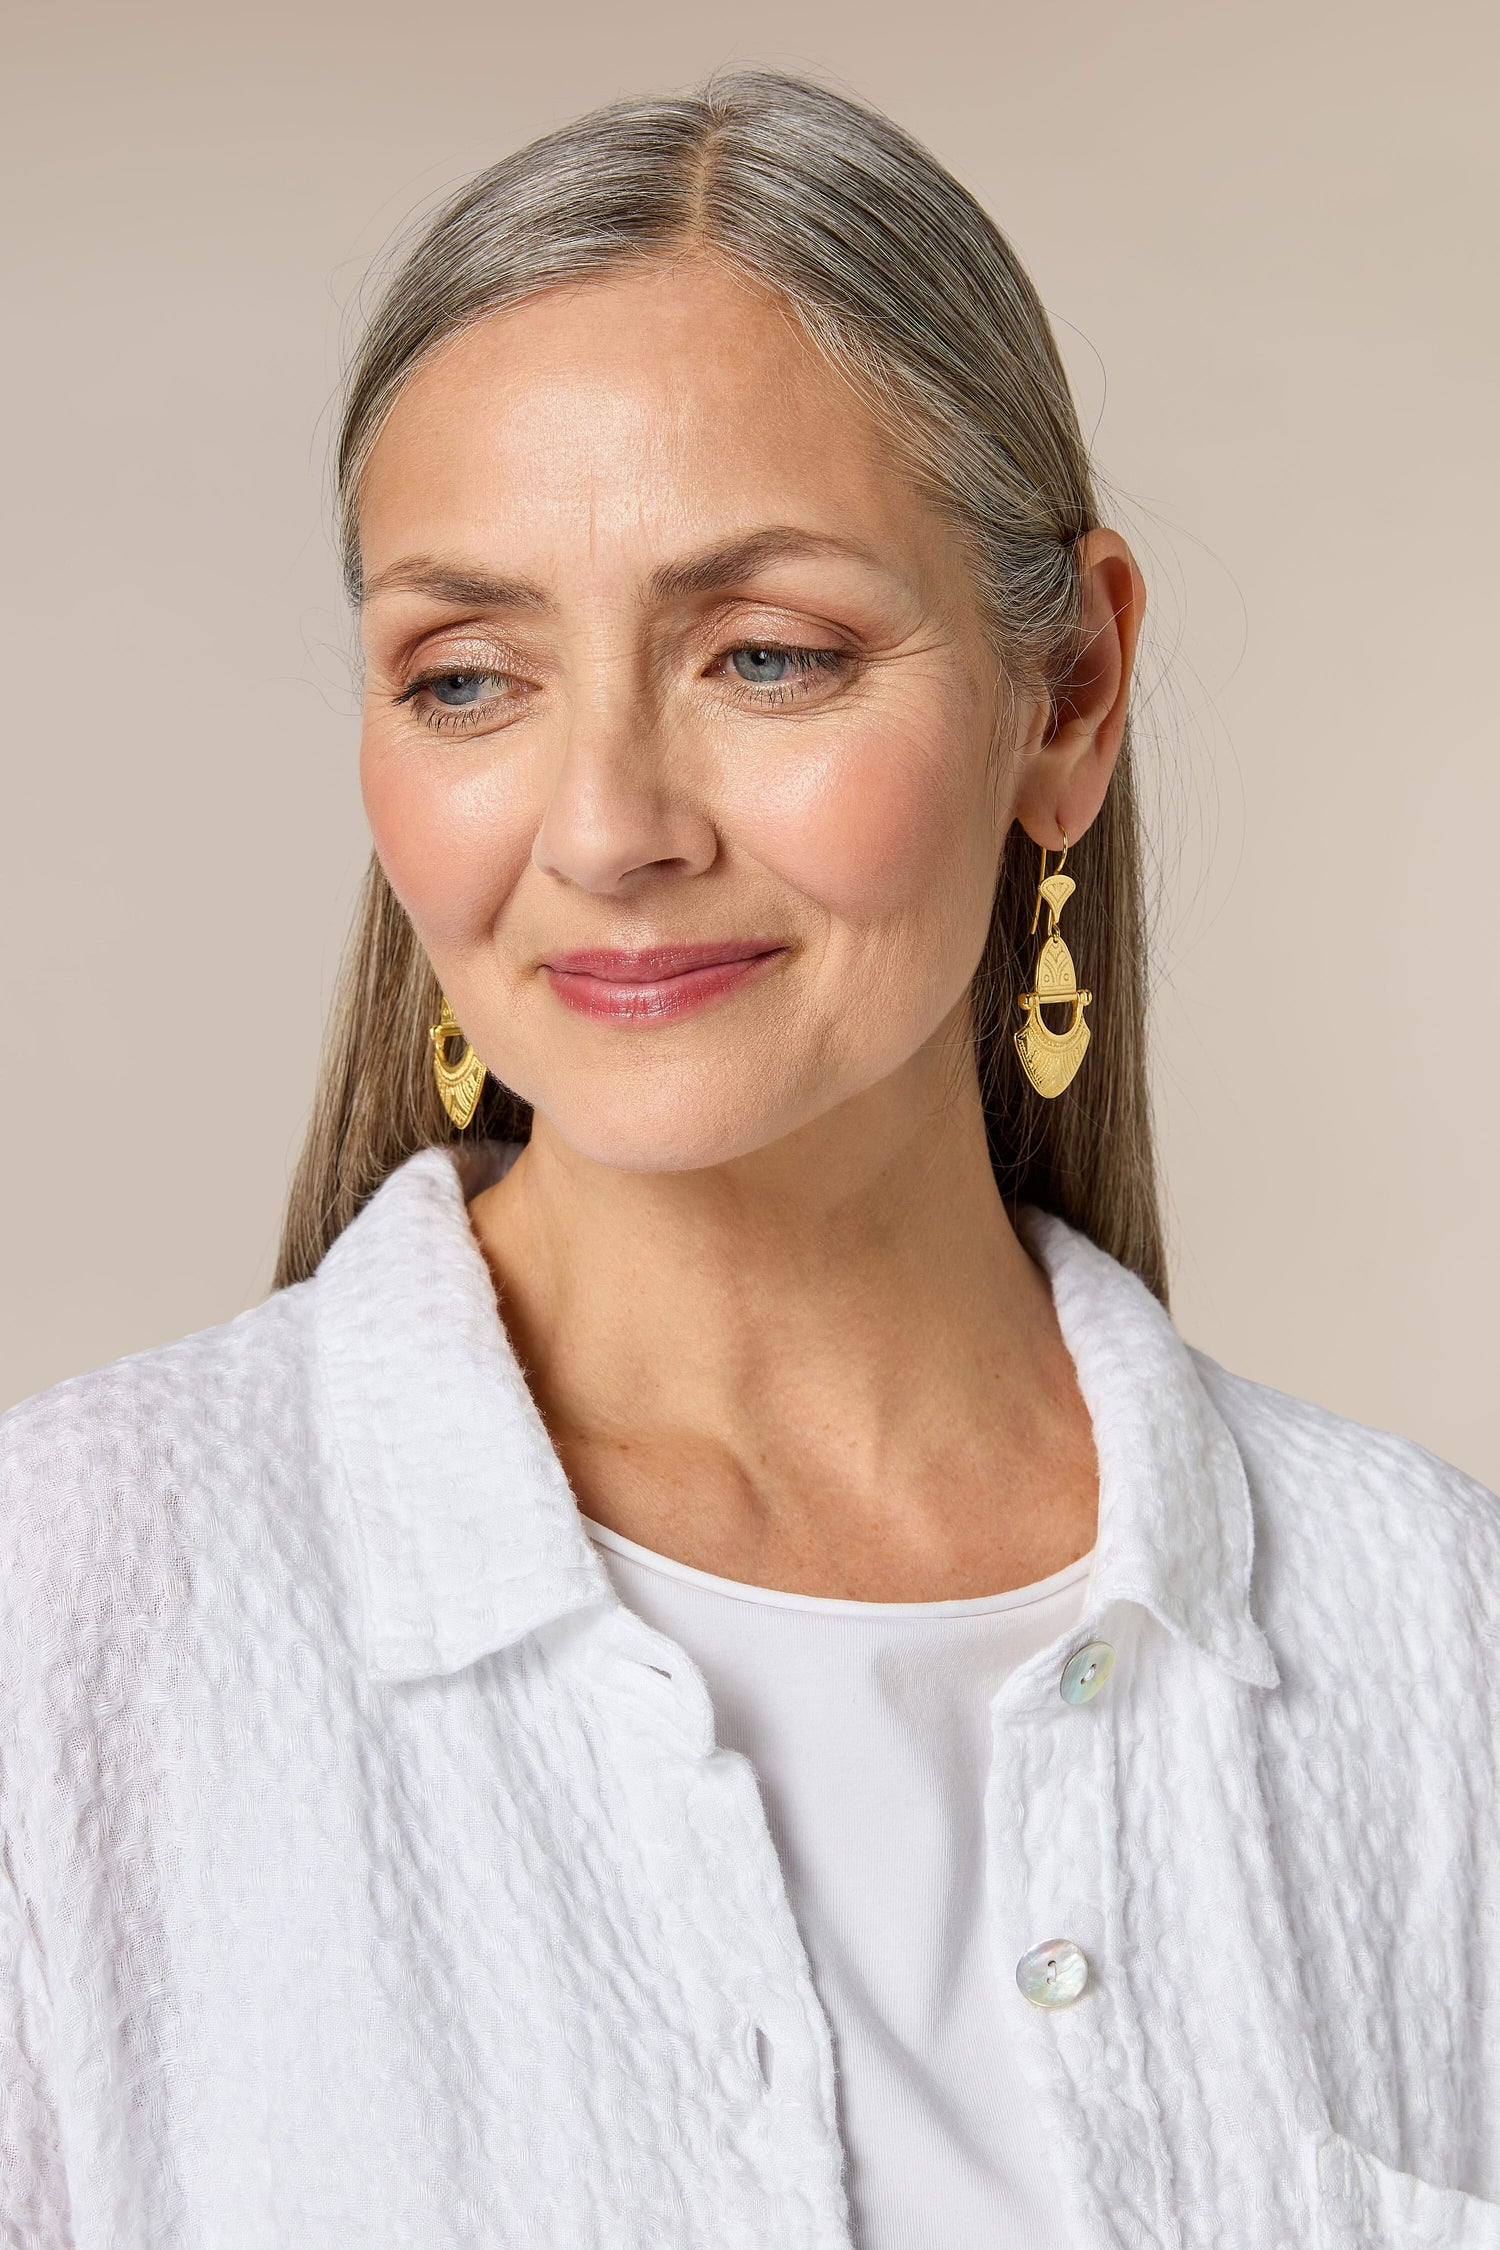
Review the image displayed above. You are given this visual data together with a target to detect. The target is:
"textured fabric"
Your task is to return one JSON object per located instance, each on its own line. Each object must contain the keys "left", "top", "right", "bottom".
{"left": 0, "top": 1139, "right": 1497, "bottom": 2249}
{"left": 584, "top": 1514, "right": 1092, "bottom": 2250}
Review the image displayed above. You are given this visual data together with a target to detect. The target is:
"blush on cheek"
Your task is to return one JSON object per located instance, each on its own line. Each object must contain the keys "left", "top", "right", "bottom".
{"left": 361, "top": 752, "right": 532, "bottom": 951}
{"left": 743, "top": 726, "right": 983, "bottom": 924}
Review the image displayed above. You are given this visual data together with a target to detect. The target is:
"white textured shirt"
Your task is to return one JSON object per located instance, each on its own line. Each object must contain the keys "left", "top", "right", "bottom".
{"left": 1, "top": 1141, "right": 1498, "bottom": 2250}
{"left": 585, "top": 1515, "right": 1092, "bottom": 2249}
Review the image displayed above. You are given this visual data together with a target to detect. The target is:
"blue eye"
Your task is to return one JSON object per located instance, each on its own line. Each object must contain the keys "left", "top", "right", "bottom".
{"left": 730, "top": 646, "right": 798, "bottom": 684}
{"left": 724, "top": 644, "right": 846, "bottom": 695}
{"left": 428, "top": 672, "right": 492, "bottom": 706}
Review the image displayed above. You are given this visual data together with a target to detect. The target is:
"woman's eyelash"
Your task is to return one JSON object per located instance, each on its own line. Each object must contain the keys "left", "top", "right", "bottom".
{"left": 393, "top": 668, "right": 510, "bottom": 703}
{"left": 715, "top": 644, "right": 852, "bottom": 698}
{"left": 392, "top": 667, "right": 517, "bottom": 732}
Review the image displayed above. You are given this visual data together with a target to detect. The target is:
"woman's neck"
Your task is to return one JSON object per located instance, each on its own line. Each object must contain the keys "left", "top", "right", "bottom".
{"left": 466, "top": 1060, "right": 1098, "bottom": 1601}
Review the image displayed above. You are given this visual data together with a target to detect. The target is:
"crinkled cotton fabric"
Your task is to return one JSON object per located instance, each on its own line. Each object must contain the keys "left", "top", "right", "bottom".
{"left": 1, "top": 1141, "right": 1498, "bottom": 2250}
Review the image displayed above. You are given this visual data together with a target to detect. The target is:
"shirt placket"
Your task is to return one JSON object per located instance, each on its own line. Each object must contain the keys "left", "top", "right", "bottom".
{"left": 985, "top": 1597, "right": 1186, "bottom": 2250}
{"left": 578, "top": 1599, "right": 858, "bottom": 2248}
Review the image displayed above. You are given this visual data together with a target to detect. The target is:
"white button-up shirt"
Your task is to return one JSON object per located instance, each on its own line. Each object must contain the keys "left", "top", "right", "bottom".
{"left": 2, "top": 1142, "right": 1498, "bottom": 2249}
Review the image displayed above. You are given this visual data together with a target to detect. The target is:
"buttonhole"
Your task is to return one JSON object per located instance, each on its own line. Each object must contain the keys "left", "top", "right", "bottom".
{"left": 753, "top": 2024, "right": 775, "bottom": 2089}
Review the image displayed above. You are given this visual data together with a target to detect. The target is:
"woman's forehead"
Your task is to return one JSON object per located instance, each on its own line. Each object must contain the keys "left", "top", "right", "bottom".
{"left": 355, "top": 261, "right": 931, "bottom": 566}
{"left": 350, "top": 282, "right": 980, "bottom": 641}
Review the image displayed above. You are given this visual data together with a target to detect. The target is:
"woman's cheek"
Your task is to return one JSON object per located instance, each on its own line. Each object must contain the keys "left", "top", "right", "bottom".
{"left": 360, "top": 732, "right": 535, "bottom": 949}
{"left": 734, "top": 719, "right": 987, "bottom": 924}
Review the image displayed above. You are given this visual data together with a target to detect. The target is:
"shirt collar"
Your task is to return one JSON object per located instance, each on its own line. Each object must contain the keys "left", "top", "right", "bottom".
{"left": 313, "top": 1142, "right": 614, "bottom": 1682}
{"left": 1017, "top": 1206, "right": 1279, "bottom": 1689}
{"left": 313, "top": 1143, "right": 1278, "bottom": 1691}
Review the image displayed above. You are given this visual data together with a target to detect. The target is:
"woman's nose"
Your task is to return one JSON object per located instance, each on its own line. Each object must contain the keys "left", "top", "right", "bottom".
{"left": 530, "top": 692, "right": 719, "bottom": 896}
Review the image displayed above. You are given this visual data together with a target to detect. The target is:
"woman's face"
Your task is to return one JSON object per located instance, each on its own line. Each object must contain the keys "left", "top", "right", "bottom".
{"left": 357, "top": 257, "right": 1035, "bottom": 1173}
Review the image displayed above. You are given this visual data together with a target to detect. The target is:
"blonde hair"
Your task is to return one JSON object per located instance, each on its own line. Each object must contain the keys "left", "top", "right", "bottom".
{"left": 276, "top": 70, "right": 1166, "bottom": 1301}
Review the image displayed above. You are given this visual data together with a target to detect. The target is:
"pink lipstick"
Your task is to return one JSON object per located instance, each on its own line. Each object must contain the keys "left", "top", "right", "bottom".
{"left": 540, "top": 939, "right": 787, "bottom": 1023}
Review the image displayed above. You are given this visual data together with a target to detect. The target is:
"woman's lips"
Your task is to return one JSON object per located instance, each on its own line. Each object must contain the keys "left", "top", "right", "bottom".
{"left": 539, "top": 940, "right": 788, "bottom": 1023}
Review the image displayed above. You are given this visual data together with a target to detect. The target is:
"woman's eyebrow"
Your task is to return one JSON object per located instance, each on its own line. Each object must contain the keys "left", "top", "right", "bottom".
{"left": 359, "top": 530, "right": 894, "bottom": 611}
{"left": 359, "top": 558, "right": 551, "bottom": 610}
{"left": 646, "top": 527, "right": 891, "bottom": 602}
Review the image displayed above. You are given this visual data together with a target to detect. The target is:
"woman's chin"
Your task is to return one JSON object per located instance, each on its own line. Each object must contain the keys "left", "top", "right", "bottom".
{"left": 527, "top": 1087, "right": 805, "bottom": 1177}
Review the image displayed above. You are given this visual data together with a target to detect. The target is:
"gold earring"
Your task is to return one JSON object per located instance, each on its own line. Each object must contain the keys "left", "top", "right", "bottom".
{"left": 429, "top": 995, "right": 487, "bottom": 1129}
{"left": 1014, "top": 828, "right": 1093, "bottom": 1098}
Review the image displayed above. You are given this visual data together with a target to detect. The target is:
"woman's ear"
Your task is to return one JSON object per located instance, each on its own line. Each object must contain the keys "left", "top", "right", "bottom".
{"left": 1011, "top": 528, "right": 1146, "bottom": 849}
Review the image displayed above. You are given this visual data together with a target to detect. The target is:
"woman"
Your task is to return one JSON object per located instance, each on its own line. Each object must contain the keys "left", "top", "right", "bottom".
{"left": 2, "top": 70, "right": 1496, "bottom": 2250}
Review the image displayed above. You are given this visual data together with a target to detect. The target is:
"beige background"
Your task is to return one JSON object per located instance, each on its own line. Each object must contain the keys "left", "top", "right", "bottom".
{"left": 4, "top": 0, "right": 1496, "bottom": 1488}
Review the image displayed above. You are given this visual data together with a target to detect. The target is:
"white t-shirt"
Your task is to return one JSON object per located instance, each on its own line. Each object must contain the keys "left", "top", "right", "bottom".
{"left": 582, "top": 1512, "right": 1095, "bottom": 2250}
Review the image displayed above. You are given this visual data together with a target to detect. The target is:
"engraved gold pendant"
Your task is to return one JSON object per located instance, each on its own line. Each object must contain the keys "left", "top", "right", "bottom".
{"left": 1014, "top": 831, "right": 1093, "bottom": 1099}
{"left": 429, "top": 995, "right": 487, "bottom": 1129}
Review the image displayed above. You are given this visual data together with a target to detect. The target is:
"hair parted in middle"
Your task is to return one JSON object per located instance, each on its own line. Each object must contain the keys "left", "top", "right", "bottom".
{"left": 276, "top": 69, "right": 1164, "bottom": 1303}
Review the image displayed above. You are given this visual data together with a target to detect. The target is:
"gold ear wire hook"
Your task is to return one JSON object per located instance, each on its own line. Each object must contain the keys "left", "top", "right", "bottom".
{"left": 1028, "top": 826, "right": 1068, "bottom": 937}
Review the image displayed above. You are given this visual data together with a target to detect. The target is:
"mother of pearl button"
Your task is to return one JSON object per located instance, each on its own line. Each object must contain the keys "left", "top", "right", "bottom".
{"left": 1016, "top": 1938, "right": 1090, "bottom": 2008}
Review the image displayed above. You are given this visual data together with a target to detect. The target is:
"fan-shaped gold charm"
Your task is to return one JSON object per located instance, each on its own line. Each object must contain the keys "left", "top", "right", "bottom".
{"left": 429, "top": 995, "right": 486, "bottom": 1129}
{"left": 1015, "top": 841, "right": 1093, "bottom": 1099}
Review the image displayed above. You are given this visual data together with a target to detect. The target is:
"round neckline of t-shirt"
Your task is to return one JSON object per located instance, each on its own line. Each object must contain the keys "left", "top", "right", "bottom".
{"left": 579, "top": 1512, "right": 1096, "bottom": 1618}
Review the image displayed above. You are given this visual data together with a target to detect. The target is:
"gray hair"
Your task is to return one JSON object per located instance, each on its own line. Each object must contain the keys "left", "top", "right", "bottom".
{"left": 279, "top": 70, "right": 1165, "bottom": 1299}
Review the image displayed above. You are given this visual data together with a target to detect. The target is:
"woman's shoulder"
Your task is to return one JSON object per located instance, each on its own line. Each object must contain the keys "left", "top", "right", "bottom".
{"left": 1, "top": 1280, "right": 317, "bottom": 1466}
{"left": 0, "top": 1282, "right": 326, "bottom": 1630}
{"left": 1192, "top": 1346, "right": 1500, "bottom": 1631}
